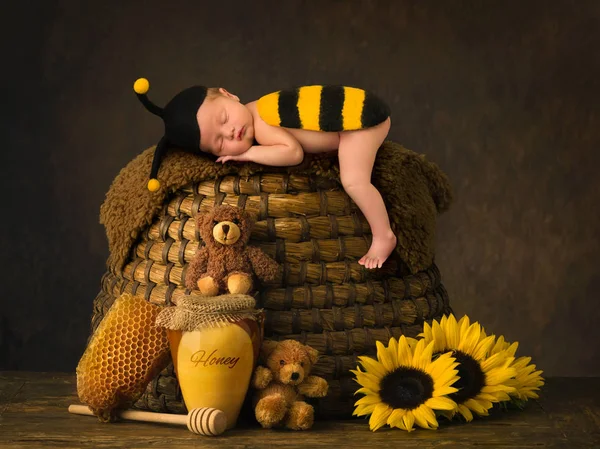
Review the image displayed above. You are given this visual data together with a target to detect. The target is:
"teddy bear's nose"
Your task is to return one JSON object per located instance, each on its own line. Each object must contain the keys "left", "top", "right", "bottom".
{"left": 222, "top": 224, "right": 230, "bottom": 234}
{"left": 291, "top": 372, "right": 300, "bottom": 381}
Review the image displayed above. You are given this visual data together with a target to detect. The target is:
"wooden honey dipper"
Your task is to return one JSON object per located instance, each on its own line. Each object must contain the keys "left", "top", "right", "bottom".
{"left": 68, "top": 404, "right": 227, "bottom": 436}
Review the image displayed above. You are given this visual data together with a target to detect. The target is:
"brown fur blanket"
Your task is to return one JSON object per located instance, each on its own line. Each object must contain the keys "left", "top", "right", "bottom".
{"left": 100, "top": 141, "right": 452, "bottom": 274}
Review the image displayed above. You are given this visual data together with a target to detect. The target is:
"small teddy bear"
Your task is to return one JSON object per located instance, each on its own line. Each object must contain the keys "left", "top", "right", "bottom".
{"left": 252, "top": 339, "right": 329, "bottom": 430}
{"left": 185, "top": 205, "right": 280, "bottom": 296}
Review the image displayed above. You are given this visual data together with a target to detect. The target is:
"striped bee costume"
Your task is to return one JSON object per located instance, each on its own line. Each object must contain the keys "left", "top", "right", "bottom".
{"left": 257, "top": 85, "right": 390, "bottom": 132}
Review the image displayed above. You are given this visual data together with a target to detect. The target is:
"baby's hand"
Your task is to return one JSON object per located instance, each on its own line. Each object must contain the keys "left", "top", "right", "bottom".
{"left": 216, "top": 154, "right": 246, "bottom": 163}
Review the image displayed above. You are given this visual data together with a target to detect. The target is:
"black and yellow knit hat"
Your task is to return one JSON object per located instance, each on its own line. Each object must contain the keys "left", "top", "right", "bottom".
{"left": 133, "top": 78, "right": 208, "bottom": 191}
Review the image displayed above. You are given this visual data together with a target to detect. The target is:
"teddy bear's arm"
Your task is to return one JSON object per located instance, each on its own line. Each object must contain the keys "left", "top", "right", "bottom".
{"left": 246, "top": 246, "right": 280, "bottom": 282}
{"left": 252, "top": 365, "right": 273, "bottom": 390}
{"left": 185, "top": 245, "right": 209, "bottom": 290}
{"left": 296, "top": 375, "right": 329, "bottom": 398}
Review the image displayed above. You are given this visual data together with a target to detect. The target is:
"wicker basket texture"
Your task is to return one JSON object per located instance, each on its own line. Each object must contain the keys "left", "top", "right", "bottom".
{"left": 91, "top": 171, "right": 451, "bottom": 418}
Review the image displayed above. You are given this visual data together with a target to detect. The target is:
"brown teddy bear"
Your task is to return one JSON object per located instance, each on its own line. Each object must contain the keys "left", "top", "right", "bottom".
{"left": 252, "top": 340, "right": 329, "bottom": 430}
{"left": 185, "top": 205, "right": 280, "bottom": 296}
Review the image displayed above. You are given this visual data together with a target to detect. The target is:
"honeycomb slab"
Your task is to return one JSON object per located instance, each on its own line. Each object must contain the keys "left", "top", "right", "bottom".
{"left": 76, "top": 293, "right": 170, "bottom": 421}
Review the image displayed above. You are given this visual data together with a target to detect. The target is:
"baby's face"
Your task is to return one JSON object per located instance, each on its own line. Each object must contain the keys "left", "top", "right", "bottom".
{"left": 196, "top": 88, "right": 254, "bottom": 156}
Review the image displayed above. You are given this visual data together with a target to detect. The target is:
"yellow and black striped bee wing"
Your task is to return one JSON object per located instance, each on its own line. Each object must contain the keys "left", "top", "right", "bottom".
{"left": 257, "top": 85, "right": 390, "bottom": 132}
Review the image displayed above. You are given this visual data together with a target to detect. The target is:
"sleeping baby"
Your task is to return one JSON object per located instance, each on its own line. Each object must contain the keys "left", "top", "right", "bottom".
{"left": 134, "top": 80, "right": 396, "bottom": 269}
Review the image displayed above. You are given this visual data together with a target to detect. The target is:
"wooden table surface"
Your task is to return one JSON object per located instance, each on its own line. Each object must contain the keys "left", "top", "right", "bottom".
{"left": 0, "top": 372, "right": 598, "bottom": 448}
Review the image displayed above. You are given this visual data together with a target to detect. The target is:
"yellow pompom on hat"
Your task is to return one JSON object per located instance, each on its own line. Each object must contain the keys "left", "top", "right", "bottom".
{"left": 133, "top": 78, "right": 208, "bottom": 191}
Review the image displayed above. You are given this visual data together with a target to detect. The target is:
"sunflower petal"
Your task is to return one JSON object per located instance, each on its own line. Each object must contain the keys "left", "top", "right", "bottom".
{"left": 412, "top": 406, "right": 430, "bottom": 429}
{"left": 486, "top": 366, "right": 517, "bottom": 386}
{"left": 458, "top": 323, "right": 482, "bottom": 356}
{"left": 476, "top": 392, "right": 501, "bottom": 402}
{"left": 492, "top": 391, "right": 512, "bottom": 401}
{"left": 353, "top": 403, "right": 376, "bottom": 417}
{"left": 387, "top": 337, "right": 399, "bottom": 369}
{"left": 422, "top": 322, "right": 433, "bottom": 342}
{"left": 368, "top": 403, "right": 393, "bottom": 431}
{"left": 473, "top": 335, "right": 496, "bottom": 361}
{"left": 438, "top": 409, "right": 455, "bottom": 421}
{"left": 458, "top": 315, "right": 471, "bottom": 340}
{"left": 418, "top": 341, "right": 435, "bottom": 370}
{"left": 490, "top": 335, "right": 507, "bottom": 355}
{"left": 512, "top": 356, "right": 533, "bottom": 369}
{"left": 354, "top": 371, "right": 382, "bottom": 392}
{"left": 358, "top": 355, "right": 387, "bottom": 378}
{"left": 457, "top": 314, "right": 470, "bottom": 326}
{"left": 445, "top": 315, "right": 460, "bottom": 349}
{"left": 432, "top": 320, "right": 447, "bottom": 352}
{"left": 426, "top": 396, "right": 457, "bottom": 411}
{"left": 427, "top": 352, "right": 457, "bottom": 378}
{"left": 433, "top": 384, "right": 459, "bottom": 397}
{"left": 412, "top": 339, "right": 425, "bottom": 366}
{"left": 355, "top": 394, "right": 382, "bottom": 406}
{"left": 481, "top": 384, "right": 515, "bottom": 394}
{"left": 505, "top": 341, "right": 519, "bottom": 357}
{"left": 406, "top": 337, "right": 420, "bottom": 348}
{"left": 519, "top": 389, "right": 540, "bottom": 399}
{"left": 475, "top": 398, "right": 494, "bottom": 409}
{"left": 457, "top": 404, "right": 474, "bottom": 422}
{"left": 354, "top": 387, "right": 376, "bottom": 396}
{"left": 397, "top": 336, "right": 413, "bottom": 366}
{"left": 465, "top": 398, "right": 491, "bottom": 416}
{"left": 375, "top": 340, "right": 395, "bottom": 373}
{"left": 433, "top": 370, "right": 460, "bottom": 390}
{"left": 402, "top": 411, "right": 416, "bottom": 432}
{"left": 440, "top": 315, "right": 448, "bottom": 327}
{"left": 480, "top": 352, "right": 508, "bottom": 371}
{"left": 387, "top": 408, "right": 407, "bottom": 430}
{"left": 420, "top": 405, "right": 439, "bottom": 429}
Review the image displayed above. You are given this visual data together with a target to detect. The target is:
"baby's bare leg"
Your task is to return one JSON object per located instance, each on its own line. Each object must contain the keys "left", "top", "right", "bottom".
{"left": 338, "top": 117, "right": 396, "bottom": 269}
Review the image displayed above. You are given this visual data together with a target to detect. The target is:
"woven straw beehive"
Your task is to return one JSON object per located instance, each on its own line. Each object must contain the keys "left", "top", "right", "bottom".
{"left": 90, "top": 142, "right": 453, "bottom": 418}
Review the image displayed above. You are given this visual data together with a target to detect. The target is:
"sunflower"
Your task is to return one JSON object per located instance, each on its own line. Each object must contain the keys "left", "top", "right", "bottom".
{"left": 489, "top": 335, "right": 545, "bottom": 401}
{"left": 420, "top": 314, "right": 517, "bottom": 422}
{"left": 351, "top": 336, "right": 460, "bottom": 432}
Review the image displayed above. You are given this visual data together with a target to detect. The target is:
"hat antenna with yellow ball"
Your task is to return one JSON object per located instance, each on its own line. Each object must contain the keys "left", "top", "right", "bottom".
{"left": 133, "top": 78, "right": 208, "bottom": 192}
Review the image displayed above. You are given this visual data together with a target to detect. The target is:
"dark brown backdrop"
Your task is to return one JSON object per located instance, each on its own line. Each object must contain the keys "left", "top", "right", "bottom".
{"left": 2, "top": 0, "right": 598, "bottom": 376}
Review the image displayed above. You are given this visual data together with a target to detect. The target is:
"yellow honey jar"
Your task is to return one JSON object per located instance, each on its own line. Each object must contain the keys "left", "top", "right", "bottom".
{"left": 156, "top": 294, "right": 263, "bottom": 429}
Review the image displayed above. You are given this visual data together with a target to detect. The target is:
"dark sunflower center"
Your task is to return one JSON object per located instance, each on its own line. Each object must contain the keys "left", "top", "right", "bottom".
{"left": 379, "top": 367, "right": 434, "bottom": 410}
{"left": 448, "top": 350, "right": 486, "bottom": 404}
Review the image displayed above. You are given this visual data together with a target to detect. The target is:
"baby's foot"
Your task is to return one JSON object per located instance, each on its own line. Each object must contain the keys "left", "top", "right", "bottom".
{"left": 358, "top": 231, "right": 397, "bottom": 269}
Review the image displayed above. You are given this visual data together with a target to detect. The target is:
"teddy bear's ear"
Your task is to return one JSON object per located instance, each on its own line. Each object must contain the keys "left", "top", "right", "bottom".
{"left": 306, "top": 346, "right": 319, "bottom": 365}
{"left": 243, "top": 209, "right": 258, "bottom": 224}
{"left": 197, "top": 212, "right": 213, "bottom": 228}
{"left": 261, "top": 340, "right": 279, "bottom": 360}
{"left": 196, "top": 213, "right": 205, "bottom": 227}
{"left": 236, "top": 208, "right": 257, "bottom": 229}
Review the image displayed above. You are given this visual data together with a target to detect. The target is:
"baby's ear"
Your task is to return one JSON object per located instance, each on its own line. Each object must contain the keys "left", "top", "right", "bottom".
{"left": 306, "top": 346, "right": 319, "bottom": 365}
{"left": 219, "top": 88, "right": 239, "bottom": 102}
{"left": 261, "top": 340, "right": 279, "bottom": 360}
